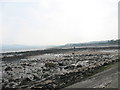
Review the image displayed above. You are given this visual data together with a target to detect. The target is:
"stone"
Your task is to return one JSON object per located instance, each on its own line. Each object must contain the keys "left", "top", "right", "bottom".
{"left": 5, "top": 66, "right": 12, "bottom": 71}
{"left": 20, "top": 77, "right": 31, "bottom": 85}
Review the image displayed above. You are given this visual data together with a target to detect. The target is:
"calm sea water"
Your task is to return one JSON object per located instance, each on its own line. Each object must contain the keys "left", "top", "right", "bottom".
{"left": 1, "top": 48, "right": 46, "bottom": 53}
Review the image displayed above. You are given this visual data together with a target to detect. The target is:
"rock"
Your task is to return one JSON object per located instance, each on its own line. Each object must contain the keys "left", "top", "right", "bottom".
{"left": 64, "top": 65, "right": 74, "bottom": 70}
{"left": 20, "top": 77, "right": 31, "bottom": 85}
{"left": 9, "top": 78, "right": 15, "bottom": 82}
{"left": 33, "top": 74, "right": 40, "bottom": 80}
{"left": 45, "top": 62, "right": 56, "bottom": 68}
{"left": 43, "top": 80, "right": 53, "bottom": 84}
{"left": 5, "top": 66, "right": 12, "bottom": 71}
{"left": 44, "top": 83, "right": 54, "bottom": 89}
{"left": 9, "top": 82, "right": 16, "bottom": 87}
{"left": 43, "top": 73, "right": 49, "bottom": 78}
{"left": 76, "top": 64, "right": 82, "bottom": 68}
{"left": 58, "top": 62, "right": 64, "bottom": 66}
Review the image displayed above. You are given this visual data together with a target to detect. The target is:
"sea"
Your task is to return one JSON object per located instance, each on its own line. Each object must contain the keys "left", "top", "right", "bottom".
{"left": 1, "top": 47, "right": 46, "bottom": 53}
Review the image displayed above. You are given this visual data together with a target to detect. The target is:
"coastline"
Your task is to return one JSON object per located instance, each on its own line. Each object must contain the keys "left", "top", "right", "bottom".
{"left": 1, "top": 45, "right": 119, "bottom": 89}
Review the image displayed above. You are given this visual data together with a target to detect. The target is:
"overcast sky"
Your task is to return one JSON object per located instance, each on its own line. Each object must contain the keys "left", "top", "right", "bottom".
{"left": 0, "top": 0, "right": 119, "bottom": 46}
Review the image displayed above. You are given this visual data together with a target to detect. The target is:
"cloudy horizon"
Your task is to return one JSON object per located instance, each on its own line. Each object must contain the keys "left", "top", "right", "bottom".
{"left": 0, "top": 0, "right": 119, "bottom": 46}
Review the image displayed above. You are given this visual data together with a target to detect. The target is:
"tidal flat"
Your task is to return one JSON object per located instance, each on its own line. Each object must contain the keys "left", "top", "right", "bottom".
{"left": 1, "top": 45, "right": 119, "bottom": 89}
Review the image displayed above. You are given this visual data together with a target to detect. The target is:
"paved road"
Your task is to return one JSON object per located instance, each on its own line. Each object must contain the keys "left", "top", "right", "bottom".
{"left": 64, "top": 63, "right": 118, "bottom": 88}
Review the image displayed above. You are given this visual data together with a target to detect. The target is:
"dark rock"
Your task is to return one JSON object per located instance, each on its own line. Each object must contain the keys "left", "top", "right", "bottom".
{"left": 33, "top": 74, "right": 39, "bottom": 80}
{"left": 42, "top": 83, "right": 54, "bottom": 89}
{"left": 5, "top": 66, "right": 12, "bottom": 71}
{"left": 58, "top": 62, "right": 64, "bottom": 66}
{"left": 76, "top": 64, "right": 82, "bottom": 68}
{"left": 20, "top": 77, "right": 31, "bottom": 85}
{"left": 45, "top": 62, "right": 56, "bottom": 68}
{"left": 9, "top": 78, "right": 15, "bottom": 82}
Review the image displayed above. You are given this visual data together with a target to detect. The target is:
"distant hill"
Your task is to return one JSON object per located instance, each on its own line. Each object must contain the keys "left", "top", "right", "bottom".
{"left": 59, "top": 39, "right": 119, "bottom": 48}
{"left": 2, "top": 39, "right": 119, "bottom": 53}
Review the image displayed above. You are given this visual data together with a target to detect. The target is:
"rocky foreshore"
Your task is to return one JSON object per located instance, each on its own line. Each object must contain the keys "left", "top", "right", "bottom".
{"left": 1, "top": 46, "right": 119, "bottom": 89}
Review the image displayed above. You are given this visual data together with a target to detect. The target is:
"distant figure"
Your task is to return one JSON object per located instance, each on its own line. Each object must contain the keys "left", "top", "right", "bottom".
{"left": 72, "top": 47, "right": 75, "bottom": 55}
